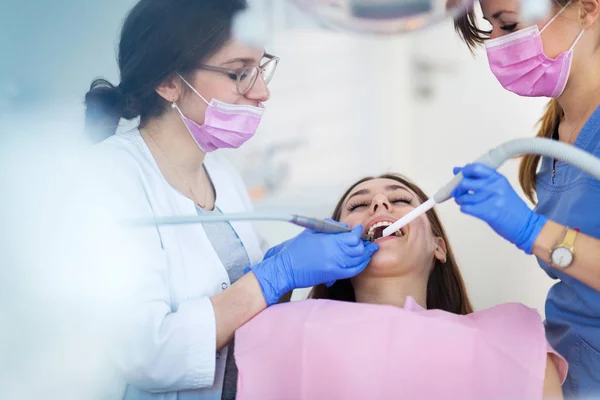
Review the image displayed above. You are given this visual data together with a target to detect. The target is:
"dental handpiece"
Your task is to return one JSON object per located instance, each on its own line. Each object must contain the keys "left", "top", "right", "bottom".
{"left": 382, "top": 137, "right": 600, "bottom": 238}
{"left": 133, "top": 213, "right": 373, "bottom": 241}
{"left": 290, "top": 215, "right": 373, "bottom": 241}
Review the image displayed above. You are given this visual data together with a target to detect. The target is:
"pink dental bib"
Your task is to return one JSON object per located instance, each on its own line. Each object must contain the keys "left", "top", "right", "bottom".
{"left": 235, "top": 297, "right": 567, "bottom": 399}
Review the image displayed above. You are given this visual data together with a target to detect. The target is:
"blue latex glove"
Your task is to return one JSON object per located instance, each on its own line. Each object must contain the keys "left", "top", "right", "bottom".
{"left": 262, "top": 219, "right": 349, "bottom": 262}
{"left": 247, "top": 225, "right": 379, "bottom": 306}
{"left": 262, "top": 241, "right": 287, "bottom": 261}
{"left": 262, "top": 220, "right": 352, "bottom": 288}
{"left": 451, "top": 163, "right": 547, "bottom": 254}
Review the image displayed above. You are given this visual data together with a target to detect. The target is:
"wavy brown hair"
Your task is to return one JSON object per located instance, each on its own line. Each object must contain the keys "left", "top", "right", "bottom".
{"left": 454, "top": 2, "right": 569, "bottom": 203}
{"left": 309, "top": 174, "right": 473, "bottom": 315}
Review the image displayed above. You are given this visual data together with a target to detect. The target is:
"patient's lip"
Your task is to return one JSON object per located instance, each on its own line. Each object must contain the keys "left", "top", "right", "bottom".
{"left": 375, "top": 235, "right": 399, "bottom": 243}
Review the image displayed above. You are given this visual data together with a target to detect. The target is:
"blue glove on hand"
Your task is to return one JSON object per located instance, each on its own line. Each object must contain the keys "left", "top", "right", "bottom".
{"left": 451, "top": 163, "right": 547, "bottom": 254}
{"left": 262, "top": 219, "right": 351, "bottom": 288}
{"left": 262, "top": 241, "right": 288, "bottom": 261}
{"left": 247, "top": 225, "right": 379, "bottom": 306}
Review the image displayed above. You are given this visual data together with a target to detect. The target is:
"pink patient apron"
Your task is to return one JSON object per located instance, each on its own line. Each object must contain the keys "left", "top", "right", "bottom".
{"left": 235, "top": 297, "right": 567, "bottom": 400}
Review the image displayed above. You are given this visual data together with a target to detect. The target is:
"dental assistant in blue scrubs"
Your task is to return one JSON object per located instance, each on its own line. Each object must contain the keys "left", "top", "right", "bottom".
{"left": 452, "top": 0, "right": 600, "bottom": 397}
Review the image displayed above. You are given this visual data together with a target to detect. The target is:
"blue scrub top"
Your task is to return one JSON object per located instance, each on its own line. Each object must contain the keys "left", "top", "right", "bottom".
{"left": 535, "top": 106, "right": 600, "bottom": 398}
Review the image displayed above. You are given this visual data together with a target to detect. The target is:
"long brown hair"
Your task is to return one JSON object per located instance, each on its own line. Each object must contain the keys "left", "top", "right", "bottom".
{"left": 454, "top": 3, "right": 568, "bottom": 203}
{"left": 309, "top": 174, "right": 473, "bottom": 315}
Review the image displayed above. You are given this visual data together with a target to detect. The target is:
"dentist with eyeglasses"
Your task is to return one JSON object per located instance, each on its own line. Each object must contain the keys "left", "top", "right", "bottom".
{"left": 85, "top": 1, "right": 378, "bottom": 399}
{"left": 452, "top": 0, "right": 600, "bottom": 396}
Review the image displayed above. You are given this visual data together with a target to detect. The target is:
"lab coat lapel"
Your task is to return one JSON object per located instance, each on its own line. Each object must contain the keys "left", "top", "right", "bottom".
{"left": 135, "top": 133, "right": 230, "bottom": 299}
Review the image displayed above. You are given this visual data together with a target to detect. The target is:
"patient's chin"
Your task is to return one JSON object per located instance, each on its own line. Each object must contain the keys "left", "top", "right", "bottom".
{"left": 363, "top": 251, "right": 408, "bottom": 277}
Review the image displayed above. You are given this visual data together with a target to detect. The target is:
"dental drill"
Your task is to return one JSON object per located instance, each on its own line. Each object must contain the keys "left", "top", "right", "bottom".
{"left": 137, "top": 213, "right": 374, "bottom": 241}
{"left": 381, "top": 138, "right": 600, "bottom": 238}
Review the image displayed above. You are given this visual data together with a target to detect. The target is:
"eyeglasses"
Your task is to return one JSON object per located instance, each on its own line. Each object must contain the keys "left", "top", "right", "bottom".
{"left": 197, "top": 53, "right": 280, "bottom": 95}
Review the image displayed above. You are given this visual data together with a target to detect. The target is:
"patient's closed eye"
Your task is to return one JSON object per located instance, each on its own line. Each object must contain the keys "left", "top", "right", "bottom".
{"left": 346, "top": 197, "right": 412, "bottom": 212}
{"left": 391, "top": 197, "right": 412, "bottom": 205}
{"left": 347, "top": 201, "right": 369, "bottom": 212}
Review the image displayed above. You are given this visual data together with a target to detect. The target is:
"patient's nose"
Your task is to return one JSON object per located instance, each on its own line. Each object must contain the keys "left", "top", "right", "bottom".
{"left": 371, "top": 195, "right": 391, "bottom": 213}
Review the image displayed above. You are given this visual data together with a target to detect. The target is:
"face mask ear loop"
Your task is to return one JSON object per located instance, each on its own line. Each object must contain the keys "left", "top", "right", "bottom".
{"left": 171, "top": 101, "right": 199, "bottom": 138}
{"left": 540, "top": 0, "right": 572, "bottom": 34}
{"left": 176, "top": 73, "right": 211, "bottom": 106}
{"left": 569, "top": 29, "right": 585, "bottom": 51}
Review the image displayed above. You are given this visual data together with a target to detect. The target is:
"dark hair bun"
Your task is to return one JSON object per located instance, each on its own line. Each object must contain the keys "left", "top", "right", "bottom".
{"left": 84, "top": 79, "right": 125, "bottom": 143}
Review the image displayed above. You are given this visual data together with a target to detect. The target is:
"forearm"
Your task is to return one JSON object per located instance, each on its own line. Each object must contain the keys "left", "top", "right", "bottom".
{"left": 532, "top": 220, "right": 600, "bottom": 291}
{"left": 211, "top": 271, "right": 267, "bottom": 350}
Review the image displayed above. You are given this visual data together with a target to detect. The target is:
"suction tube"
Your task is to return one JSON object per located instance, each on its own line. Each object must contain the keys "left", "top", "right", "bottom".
{"left": 433, "top": 138, "right": 600, "bottom": 203}
{"left": 382, "top": 138, "right": 600, "bottom": 238}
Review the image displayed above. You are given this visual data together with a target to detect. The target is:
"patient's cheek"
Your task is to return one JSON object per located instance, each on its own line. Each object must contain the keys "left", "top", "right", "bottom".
{"left": 411, "top": 217, "right": 434, "bottom": 245}
{"left": 340, "top": 216, "right": 358, "bottom": 227}
{"left": 414, "top": 214, "right": 430, "bottom": 230}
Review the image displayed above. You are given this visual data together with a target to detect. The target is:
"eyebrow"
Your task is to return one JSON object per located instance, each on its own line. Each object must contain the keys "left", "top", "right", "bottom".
{"left": 221, "top": 52, "right": 266, "bottom": 66}
{"left": 345, "top": 185, "right": 412, "bottom": 203}
{"left": 484, "top": 10, "right": 516, "bottom": 21}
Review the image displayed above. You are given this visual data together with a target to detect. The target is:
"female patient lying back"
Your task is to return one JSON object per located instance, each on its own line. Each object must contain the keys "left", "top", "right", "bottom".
{"left": 235, "top": 174, "right": 568, "bottom": 400}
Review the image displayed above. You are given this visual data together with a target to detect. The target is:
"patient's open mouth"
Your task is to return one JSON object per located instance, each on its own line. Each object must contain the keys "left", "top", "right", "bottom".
{"left": 366, "top": 220, "right": 406, "bottom": 241}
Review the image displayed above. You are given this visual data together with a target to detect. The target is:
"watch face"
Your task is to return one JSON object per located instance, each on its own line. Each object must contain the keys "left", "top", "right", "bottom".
{"left": 551, "top": 247, "right": 573, "bottom": 267}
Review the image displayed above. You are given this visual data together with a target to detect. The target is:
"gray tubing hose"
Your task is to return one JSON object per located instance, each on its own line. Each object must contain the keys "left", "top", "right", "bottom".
{"left": 433, "top": 138, "right": 600, "bottom": 203}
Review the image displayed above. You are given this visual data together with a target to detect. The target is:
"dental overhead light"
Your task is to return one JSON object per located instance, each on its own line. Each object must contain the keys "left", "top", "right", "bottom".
{"left": 289, "top": 0, "right": 552, "bottom": 34}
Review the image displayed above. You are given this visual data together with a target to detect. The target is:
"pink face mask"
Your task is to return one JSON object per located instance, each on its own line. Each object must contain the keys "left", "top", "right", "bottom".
{"left": 485, "top": 5, "right": 584, "bottom": 98}
{"left": 173, "top": 74, "right": 264, "bottom": 152}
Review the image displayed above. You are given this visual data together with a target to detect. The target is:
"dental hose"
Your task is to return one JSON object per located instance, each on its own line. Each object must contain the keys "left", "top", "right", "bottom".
{"left": 382, "top": 138, "right": 600, "bottom": 237}
{"left": 135, "top": 213, "right": 372, "bottom": 241}
{"left": 139, "top": 213, "right": 295, "bottom": 226}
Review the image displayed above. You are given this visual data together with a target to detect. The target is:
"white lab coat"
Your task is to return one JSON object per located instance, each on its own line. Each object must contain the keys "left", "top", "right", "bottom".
{"left": 91, "top": 129, "right": 264, "bottom": 399}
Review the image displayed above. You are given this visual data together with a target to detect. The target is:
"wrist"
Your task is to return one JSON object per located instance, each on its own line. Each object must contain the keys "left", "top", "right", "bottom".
{"left": 516, "top": 212, "right": 548, "bottom": 254}
{"left": 234, "top": 272, "right": 268, "bottom": 311}
{"left": 531, "top": 220, "right": 565, "bottom": 259}
{"left": 246, "top": 253, "right": 290, "bottom": 306}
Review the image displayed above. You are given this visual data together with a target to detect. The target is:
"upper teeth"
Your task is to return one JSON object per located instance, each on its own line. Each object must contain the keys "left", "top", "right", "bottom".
{"left": 368, "top": 221, "right": 403, "bottom": 237}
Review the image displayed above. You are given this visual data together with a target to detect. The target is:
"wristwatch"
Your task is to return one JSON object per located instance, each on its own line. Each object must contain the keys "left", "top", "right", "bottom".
{"left": 550, "top": 228, "right": 578, "bottom": 268}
